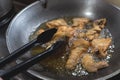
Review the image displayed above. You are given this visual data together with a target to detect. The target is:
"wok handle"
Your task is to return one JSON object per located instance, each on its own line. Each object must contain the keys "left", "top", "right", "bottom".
{"left": 0, "top": 41, "right": 64, "bottom": 80}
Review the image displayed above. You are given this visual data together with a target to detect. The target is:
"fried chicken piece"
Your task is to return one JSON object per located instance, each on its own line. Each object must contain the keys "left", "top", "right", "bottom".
{"left": 46, "top": 19, "right": 67, "bottom": 28}
{"left": 81, "top": 54, "right": 109, "bottom": 72}
{"left": 66, "top": 47, "right": 86, "bottom": 69}
{"left": 96, "top": 61, "right": 109, "bottom": 69}
{"left": 93, "top": 18, "right": 106, "bottom": 31}
{"left": 45, "top": 26, "right": 72, "bottom": 48}
{"left": 72, "top": 18, "right": 90, "bottom": 29}
{"left": 77, "top": 32, "right": 86, "bottom": 38}
{"left": 93, "top": 25, "right": 101, "bottom": 31}
{"left": 36, "top": 29, "right": 45, "bottom": 35}
{"left": 91, "top": 38, "right": 112, "bottom": 57}
{"left": 66, "top": 39, "right": 90, "bottom": 70}
{"left": 81, "top": 54, "right": 97, "bottom": 72}
{"left": 71, "top": 29, "right": 86, "bottom": 38}
{"left": 53, "top": 26, "right": 74, "bottom": 40}
{"left": 72, "top": 38, "right": 90, "bottom": 49}
{"left": 86, "top": 29, "right": 99, "bottom": 40}
{"left": 86, "top": 19, "right": 106, "bottom": 40}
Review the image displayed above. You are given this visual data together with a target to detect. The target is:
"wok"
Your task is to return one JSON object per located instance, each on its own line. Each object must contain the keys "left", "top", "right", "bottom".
{"left": 6, "top": 0, "right": 120, "bottom": 79}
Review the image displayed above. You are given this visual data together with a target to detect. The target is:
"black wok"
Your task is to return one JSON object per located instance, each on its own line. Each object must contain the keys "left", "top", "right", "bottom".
{"left": 6, "top": 0, "right": 120, "bottom": 79}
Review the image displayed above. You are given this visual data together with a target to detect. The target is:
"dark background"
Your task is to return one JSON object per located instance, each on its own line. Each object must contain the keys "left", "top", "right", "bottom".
{"left": 14, "top": 0, "right": 36, "bottom": 4}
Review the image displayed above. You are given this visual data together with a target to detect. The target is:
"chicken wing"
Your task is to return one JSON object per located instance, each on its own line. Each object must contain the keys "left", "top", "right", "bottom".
{"left": 86, "top": 29, "right": 99, "bottom": 40}
{"left": 93, "top": 18, "right": 106, "bottom": 31}
{"left": 66, "top": 39, "right": 90, "bottom": 69}
{"left": 81, "top": 54, "right": 109, "bottom": 72}
{"left": 46, "top": 19, "right": 68, "bottom": 28}
{"left": 72, "top": 18, "right": 90, "bottom": 29}
{"left": 91, "top": 38, "right": 112, "bottom": 57}
{"left": 53, "top": 26, "right": 74, "bottom": 40}
{"left": 36, "top": 29, "right": 45, "bottom": 35}
{"left": 66, "top": 47, "right": 86, "bottom": 69}
{"left": 72, "top": 38, "right": 90, "bottom": 49}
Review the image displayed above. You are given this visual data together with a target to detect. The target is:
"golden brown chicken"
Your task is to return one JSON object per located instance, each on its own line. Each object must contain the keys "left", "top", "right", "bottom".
{"left": 86, "top": 29, "right": 99, "bottom": 40}
{"left": 72, "top": 18, "right": 90, "bottom": 29}
{"left": 71, "top": 38, "right": 90, "bottom": 49}
{"left": 91, "top": 38, "right": 112, "bottom": 57}
{"left": 93, "top": 18, "right": 106, "bottom": 31}
{"left": 36, "top": 29, "right": 45, "bottom": 35}
{"left": 66, "top": 39, "right": 90, "bottom": 69}
{"left": 81, "top": 54, "right": 109, "bottom": 72}
{"left": 66, "top": 47, "right": 86, "bottom": 69}
{"left": 46, "top": 19, "right": 68, "bottom": 28}
{"left": 53, "top": 26, "right": 74, "bottom": 39}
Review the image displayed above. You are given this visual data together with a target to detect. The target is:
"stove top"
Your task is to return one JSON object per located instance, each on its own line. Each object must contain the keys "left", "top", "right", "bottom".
{"left": 0, "top": 0, "right": 119, "bottom": 80}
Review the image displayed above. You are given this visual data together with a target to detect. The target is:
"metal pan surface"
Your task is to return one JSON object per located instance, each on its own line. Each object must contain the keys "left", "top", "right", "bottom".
{"left": 6, "top": 0, "right": 120, "bottom": 79}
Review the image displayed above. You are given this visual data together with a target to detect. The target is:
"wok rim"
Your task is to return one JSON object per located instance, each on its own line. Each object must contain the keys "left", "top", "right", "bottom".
{"left": 6, "top": 1, "right": 120, "bottom": 80}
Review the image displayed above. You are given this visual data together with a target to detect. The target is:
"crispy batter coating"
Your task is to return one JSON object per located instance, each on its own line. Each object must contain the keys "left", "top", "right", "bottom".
{"left": 66, "top": 47, "right": 86, "bottom": 69}
{"left": 53, "top": 26, "right": 74, "bottom": 41}
{"left": 66, "top": 39, "right": 90, "bottom": 69}
{"left": 36, "top": 29, "right": 45, "bottom": 35}
{"left": 81, "top": 54, "right": 109, "bottom": 72}
{"left": 91, "top": 38, "right": 112, "bottom": 57}
{"left": 46, "top": 19, "right": 67, "bottom": 28}
{"left": 93, "top": 18, "right": 106, "bottom": 30}
{"left": 72, "top": 39, "right": 90, "bottom": 49}
{"left": 72, "top": 18, "right": 90, "bottom": 29}
{"left": 86, "top": 29, "right": 99, "bottom": 40}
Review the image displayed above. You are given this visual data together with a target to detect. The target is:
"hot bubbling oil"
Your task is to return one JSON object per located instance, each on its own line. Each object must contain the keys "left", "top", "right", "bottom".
{"left": 29, "top": 18, "right": 114, "bottom": 76}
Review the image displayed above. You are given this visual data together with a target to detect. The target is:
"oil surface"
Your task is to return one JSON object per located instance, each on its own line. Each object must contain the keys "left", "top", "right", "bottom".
{"left": 29, "top": 17, "right": 114, "bottom": 76}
